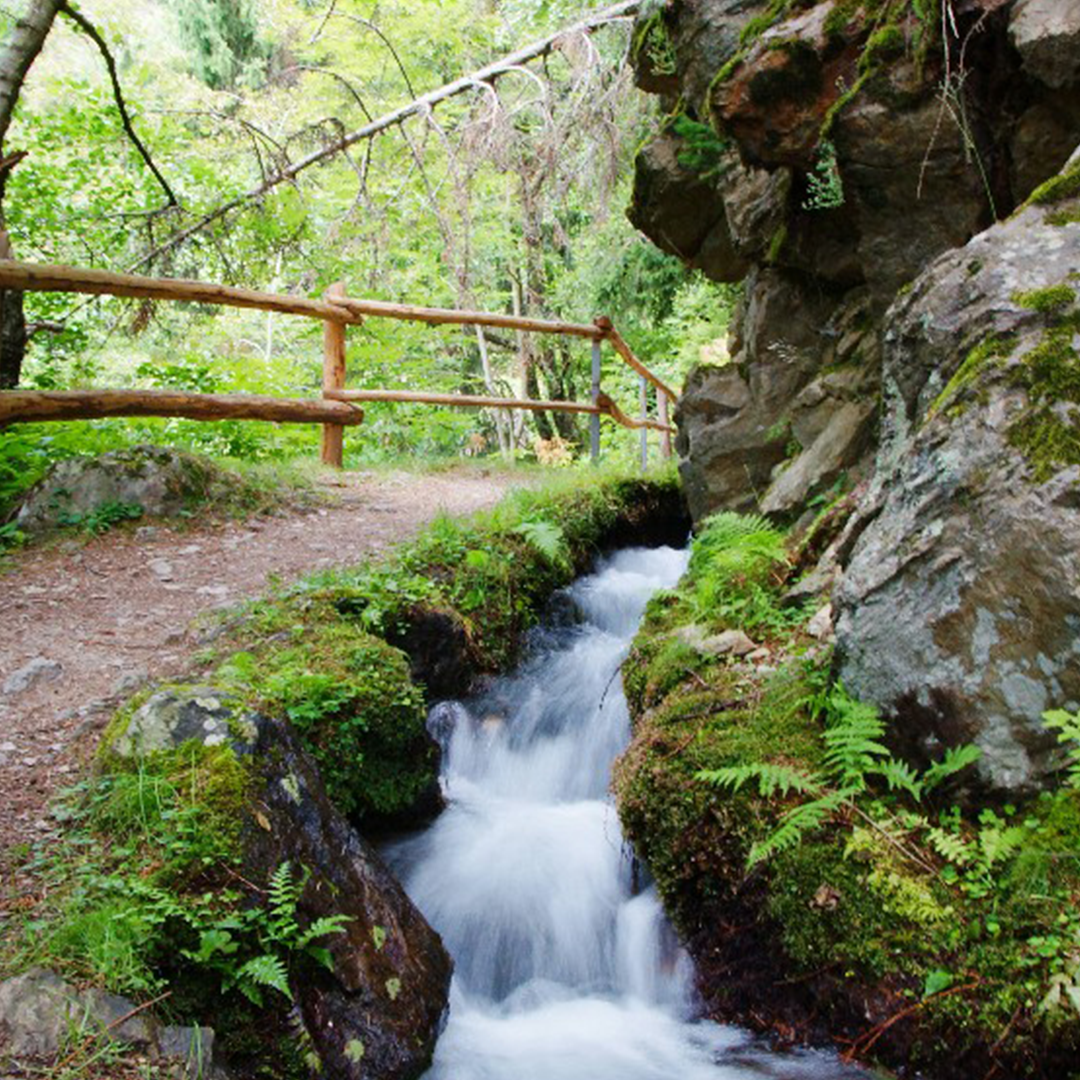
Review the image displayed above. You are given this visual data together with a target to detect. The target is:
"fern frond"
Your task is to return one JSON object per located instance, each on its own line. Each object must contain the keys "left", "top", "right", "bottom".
{"left": 297, "top": 915, "right": 351, "bottom": 949}
{"left": 871, "top": 758, "right": 924, "bottom": 800}
{"left": 237, "top": 954, "right": 292, "bottom": 1002}
{"left": 1043, "top": 708, "right": 1080, "bottom": 788}
{"left": 926, "top": 826, "right": 974, "bottom": 867}
{"left": 822, "top": 688, "right": 888, "bottom": 787}
{"left": 697, "top": 762, "right": 823, "bottom": 798}
{"left": 513, "top": 520, "right": 568, "bottom": 566}
{"left": 922, "top": 744, "right": 982, "bottom": 792}
{"left": 747, "top": 790, "right": 848, "bottom": 865}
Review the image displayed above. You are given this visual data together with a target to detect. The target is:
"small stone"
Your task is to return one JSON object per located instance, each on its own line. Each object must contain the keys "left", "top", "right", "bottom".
{"left": 807, "top": 603, "right": 834, "bottom": 641}
{"left": 3, "top": 657, "right": 63, "bottom": 695}
{"left": 149, "top": 558, "right": 175, "bottom": 581}
{"left": 699, "top": 629, "right": 758, "bottom": 657}
{"left": 0, "top": 741, "right": 16, "bottom": 753}
{"left": 110, "top": 666, "right": 149, "bottom": 697}
{"left": 747, "top": 647, "right": 772, "bottom": 663}
{"left": 135, "top": 525, "right": 160, "bottom": 542}
{"left": 196, "top": 584, "right": 229, "bottom": 599}
{"left": 22, "top": 757, "right": 39, "bottom": 767}
{"left": 177, "top": 544, "right": 202, "bottom": 556}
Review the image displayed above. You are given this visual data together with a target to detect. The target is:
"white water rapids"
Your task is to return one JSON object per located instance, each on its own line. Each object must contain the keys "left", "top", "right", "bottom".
{"left": 387, "top": 546, "right": 868, "bottom": 1080}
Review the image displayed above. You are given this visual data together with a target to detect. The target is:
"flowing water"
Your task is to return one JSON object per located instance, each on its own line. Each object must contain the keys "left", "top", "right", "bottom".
{"left": 387, "top": 545, "right": 868, "bottom": 1080}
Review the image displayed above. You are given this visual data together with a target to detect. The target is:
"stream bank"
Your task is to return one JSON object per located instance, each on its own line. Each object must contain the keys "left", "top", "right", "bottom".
{"left": 0, "top": 471, "right": 689, "bottom": 1080}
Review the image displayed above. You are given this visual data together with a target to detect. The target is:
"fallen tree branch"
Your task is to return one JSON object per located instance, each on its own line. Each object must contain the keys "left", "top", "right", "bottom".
{"left": 126, "top": 1, "right": 638, "bottom": 273}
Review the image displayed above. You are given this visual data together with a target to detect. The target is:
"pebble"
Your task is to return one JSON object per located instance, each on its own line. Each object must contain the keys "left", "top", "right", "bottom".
{"left": 149, "top": 558, "right": 175, "bottom": 581}
{"left": 3, "top": 657, "right": 64, "bottom": 695}
{"left": 177, "top": 544, "right": 203, "bottom": 556}
{"left": 196, "top": 585, "right": 229, "bottom": 599}
{"left": 135, "top": 526, "right": 160, "bottom": 542}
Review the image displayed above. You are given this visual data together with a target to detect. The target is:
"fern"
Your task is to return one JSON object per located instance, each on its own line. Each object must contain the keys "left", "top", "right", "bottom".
{"left": 926, "top": 826, "right": 974, "bottom": 867}
{"left": 748, "top": 790, "right": 850, "bottom": 865}
{"left": 821, "top": 688, "right": 889, "bottom": 789}
{"left": 513, "top": 519, "right": 569, "bottom": 567}
{"left": 922, "top": 744, "right": 982, "bottom": 792}
{"left": 871, "top": 758, "right": 925, "bottom": 800}
{"left": 234, "top": 954, "right": 291, "bottom": 1005}
{"left": 1043, "top": 708, "right": 1080, "bottom": 788}
{"left": 697, "top": 762, "right": 823, "bottom": 798}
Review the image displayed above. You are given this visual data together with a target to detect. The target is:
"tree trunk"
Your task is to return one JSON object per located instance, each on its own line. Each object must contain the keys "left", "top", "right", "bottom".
{"left": 0, "top": 0, "right": 65, "bottom": 388}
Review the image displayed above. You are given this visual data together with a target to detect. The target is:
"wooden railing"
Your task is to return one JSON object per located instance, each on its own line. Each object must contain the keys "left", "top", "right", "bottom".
{"left": 0, "top": 260, "right": 676, "bottom": 469}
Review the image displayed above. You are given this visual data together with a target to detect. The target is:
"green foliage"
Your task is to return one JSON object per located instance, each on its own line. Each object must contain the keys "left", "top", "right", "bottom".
{"left": 802, "top": 140, "right": 844, "bottom": 211}
{"left": 698, "top": 685, "right": 982, "bottom": 865}
{"left": 1044, "top": 708, "right": 1080, "bottom": 788}
{"left": 685, "top": 511, "right": 802, "bottom": 634}
{"left": 176, "top": 0, "right": 271, "bottom": 90}
{"left": 56, "top": 499, "right": 144, "bottom": 534}
{"left": 217, "top": 628, "right": 432, "bottom": 822}
{"left": 1015, "top": 285, "right": 1077, "bottom": 314}
{"left": 185, "top": 862, "right": 349, "bottom": 1006}
{"left": 670, "top": 115, "right": 730, "bottom": 181}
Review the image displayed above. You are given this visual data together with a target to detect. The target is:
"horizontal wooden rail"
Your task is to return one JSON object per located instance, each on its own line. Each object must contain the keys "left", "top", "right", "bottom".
{"left": 327, "top": 388, "right": 673, "bottom": 433}
{"left": 0, "top": 260, "right": 364, "bottom": 324}
{"left": 0, "top": 389, "right": 365, "bottom": 427}
{"left": 327, "top": 296, "right": 603, "bottom": 339}
{"left": 594, "top": 318, "right": 678, "bottom": 401}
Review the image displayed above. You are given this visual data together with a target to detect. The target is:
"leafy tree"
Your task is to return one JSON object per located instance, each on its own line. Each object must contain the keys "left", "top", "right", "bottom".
{"left": 175, "top": 0, "right": 270, "bottom": 90}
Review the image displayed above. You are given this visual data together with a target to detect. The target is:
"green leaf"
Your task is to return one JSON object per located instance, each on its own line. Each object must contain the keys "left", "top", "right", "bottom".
{"left": 923, "top": 969, "right": 954, "bottom": 998}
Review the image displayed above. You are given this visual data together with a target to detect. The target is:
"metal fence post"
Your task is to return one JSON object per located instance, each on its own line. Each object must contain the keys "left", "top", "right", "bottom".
{"left": 659, "top": 391, "right": 672, "bottom": 460}
{"left": 590, "top": 337, "right": 602, "bottom": 465}
{"left": 639, "top": 374, "right": 648, "bottom": 472}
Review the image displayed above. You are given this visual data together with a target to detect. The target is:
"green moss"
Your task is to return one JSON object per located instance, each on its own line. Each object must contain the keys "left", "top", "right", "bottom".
{"left": 1015, "top": 284, "right": 1077, "bottom": 314}
{"left": 927, "top": 334, "right": 1015, "bottom": 419}
{"left": 1029, "top": 161, "right": 1080, "bottom": 207}
{"left": 766, "top": 223, "right": 789, "bottom": 264}
{"left": 217, "top": 625, "right": 433, "bottom": 823}
{"left": 859, "top": 23, "right": 905, "bottom": 69}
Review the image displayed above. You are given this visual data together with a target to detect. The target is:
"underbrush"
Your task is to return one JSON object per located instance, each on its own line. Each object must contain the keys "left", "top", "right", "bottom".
{"left": 614, "top": 510, "right": 1080, "bottom": 1077}
{"left": 3, "top": 467, "right": 685, "bottom": 1074}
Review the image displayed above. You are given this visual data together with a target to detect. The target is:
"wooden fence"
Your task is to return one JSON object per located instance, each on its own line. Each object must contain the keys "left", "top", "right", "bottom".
{"left": 0, "top": 260, "right": 676, "bottom": 469}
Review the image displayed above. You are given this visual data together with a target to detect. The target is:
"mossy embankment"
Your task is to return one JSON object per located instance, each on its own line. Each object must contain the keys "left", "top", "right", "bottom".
{"left": 613, "top": 509, "right": 1080, "bottom": 1079}
{"left": 2, "top": 469, "right": 688, "bottom": 1078}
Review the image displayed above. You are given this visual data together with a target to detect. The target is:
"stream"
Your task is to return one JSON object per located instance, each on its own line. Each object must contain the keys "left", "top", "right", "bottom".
{"left": 387, "top": 545, "right": 869, "bottom": 1080}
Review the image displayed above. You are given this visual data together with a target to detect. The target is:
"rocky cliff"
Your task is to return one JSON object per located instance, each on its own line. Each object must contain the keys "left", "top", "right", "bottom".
{"left": 628, "top": 0, "right": 1080, "bottom": 791}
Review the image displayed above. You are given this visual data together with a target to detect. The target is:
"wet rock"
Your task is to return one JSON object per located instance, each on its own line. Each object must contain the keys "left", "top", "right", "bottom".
{"left": 108, "top": 686, "right": 453, "bottom": 1079}
{"left": 835, "top": 192, "right": 1080, "bottom": 793}
{"left": 3, "top": 657, "right": 63, "bottom": 696}
{"left": 16, "top": 446, "right": 236, "bottom": 534}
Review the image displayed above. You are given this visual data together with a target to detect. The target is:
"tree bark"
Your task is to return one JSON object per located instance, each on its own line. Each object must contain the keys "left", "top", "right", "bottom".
{"left": 0, "top": 0, "right": 63, "bottom": 388}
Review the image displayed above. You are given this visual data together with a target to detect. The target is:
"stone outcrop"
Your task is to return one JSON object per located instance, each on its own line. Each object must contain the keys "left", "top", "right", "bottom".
{"left": 108, "top": 686, "right": 452, "bottom": 1080}
{"left": 16, "top": 445, "right": 239, "bottom": 532}
{"left": 0, "top": 969, "right": 225, "bottom": 1078}
{"left": 629, "top": 0, "right": 1080, "bottom": 521}
{"left": 835, "top": 180, "right": 1080, "bottom": 794}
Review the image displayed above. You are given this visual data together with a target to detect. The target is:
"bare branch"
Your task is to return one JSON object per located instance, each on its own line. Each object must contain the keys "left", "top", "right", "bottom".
{"left": 58, "top": 2, "right": 177, "bottom": 207}
{"left": 125, "top": 1, "right": 638, "bottom": 272}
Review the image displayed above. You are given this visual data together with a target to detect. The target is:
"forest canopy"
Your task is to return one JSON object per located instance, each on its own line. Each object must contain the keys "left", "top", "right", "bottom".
{"left": 0, "top": 0, "right": 735, "bottom": 490}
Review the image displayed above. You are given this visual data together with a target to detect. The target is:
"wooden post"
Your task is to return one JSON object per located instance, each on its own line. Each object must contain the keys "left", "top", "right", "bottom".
{"left": 639, "top": 374, "right": 648, "bottom": 473}
{"left": 659, "top": 392, "right": 672, "bottom": 460}
{"left": 321, "top": 281, "right": 348, "bottom": 468}
{"left": 590, "top": 336, "right": 602, "bottom": 465}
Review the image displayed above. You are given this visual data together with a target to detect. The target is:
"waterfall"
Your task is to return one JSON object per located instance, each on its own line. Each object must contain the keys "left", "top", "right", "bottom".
{"left": 387, "top": 546, "right": 867, "bottom": 1080}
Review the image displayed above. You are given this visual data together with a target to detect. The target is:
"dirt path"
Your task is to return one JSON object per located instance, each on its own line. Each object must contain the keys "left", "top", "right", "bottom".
{"left": 0, "top": 467, "right": 525, "bottom": 858}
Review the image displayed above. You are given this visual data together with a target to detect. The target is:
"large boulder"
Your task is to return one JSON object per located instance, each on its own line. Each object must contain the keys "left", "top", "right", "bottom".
{"left": 835, "top": 172, "right": 1080, "bottom": 794}
{"left": 628, "top": 0, "right": 1080, "bottom": 523}
{"left": 108, "top": 686, "right": 453, "bottom": 1080}
{"left": 16, "top": 445, "right": 238, "bottom": 533}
